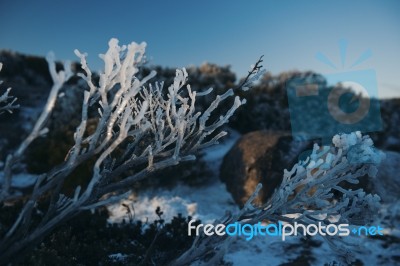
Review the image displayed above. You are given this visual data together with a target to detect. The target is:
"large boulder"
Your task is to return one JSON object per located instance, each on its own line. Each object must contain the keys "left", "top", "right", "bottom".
{"left": 219, "top": 130, "right": 312, "bottom": 206}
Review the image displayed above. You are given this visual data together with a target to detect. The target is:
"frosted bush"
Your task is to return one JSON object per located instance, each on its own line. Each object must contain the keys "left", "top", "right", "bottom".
{"left": 175, "top": 132, "right": 384, "bottom": 265}
{"left": 0, "top": 63, "right": 19, "bottom": 114}
{"left": 0, "top": 38, "right": 264, "bottom": 262}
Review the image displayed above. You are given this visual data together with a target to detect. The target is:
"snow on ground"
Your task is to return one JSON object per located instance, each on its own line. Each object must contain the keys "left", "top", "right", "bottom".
{"left": 107, "top": 181, "right": 238, "bottom": 224}
{"left": 107, "top": 128, "right": 241, "bottom": 224}
{"left": 108, "top": 253, "right": 129, "bottom": 263}
{"left": 224, "top": 234, "right": 304, "bottom": 266}
{"left": 107, "top": 128, "right": 399, "bottom": 265}
{"left": 0, "top": 172, "right": 38, "bottom": 188}
{"left": 202, "top": 128, "right": 241, "bottom": 173}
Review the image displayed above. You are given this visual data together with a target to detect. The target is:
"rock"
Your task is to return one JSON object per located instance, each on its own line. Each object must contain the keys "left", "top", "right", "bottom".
{"left": 372, "top": 151, "right": 400, "bottom": 203}
{"left": 219, "top": 130, "right": 313, "bottom": 206}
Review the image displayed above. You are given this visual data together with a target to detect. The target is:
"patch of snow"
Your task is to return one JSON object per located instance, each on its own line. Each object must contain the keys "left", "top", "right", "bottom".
{"left": 0, "top": 172, "right": 38, "bottom": 188}
{"left": 107, "top": 181, "right": 237, "bottom": 224}
{"left": 225, "top": 227, "right": 399, "bottom": 266}
{"left": 225, "top": 234, "right": 303, "bottom": 266}
{"left": 202, "top": 128, "right": 241, "bottom": 172}
{"left": 108, "top": 253, "right": 128, "bottom": 262}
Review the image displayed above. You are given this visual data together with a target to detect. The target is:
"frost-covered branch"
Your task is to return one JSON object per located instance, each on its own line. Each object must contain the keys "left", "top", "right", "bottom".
{"left": 236, "top": 55, "right": 266, "bottom": 91}
{"left": 0, "top": 56, "right": 71, "bottom": 202}
{"left": 0, "top": 38, "right": 264, "bottom": 262}
{"left": 0, "top": 63, "right": 19, "bottom": 115}
{"left": 175, "top": 132, "right": 385, "bottom": 265}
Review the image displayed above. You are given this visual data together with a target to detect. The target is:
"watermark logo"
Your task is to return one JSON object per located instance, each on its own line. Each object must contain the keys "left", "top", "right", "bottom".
{"left": 188, "top": 220, "right": 384, "bottom": 241}
{"left": 286, "top": 39, "right": 382, "bottom": 141}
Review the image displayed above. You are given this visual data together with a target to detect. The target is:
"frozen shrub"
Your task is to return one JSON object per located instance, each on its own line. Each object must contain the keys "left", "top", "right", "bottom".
{"left": 0, "top": 63, "right": 19, "bottom": 114}
{"left": 0, "top": 38, "right": 264, "bottom": 262}
{"left": 174, "top": 132, "right": 384, "bottom": 265}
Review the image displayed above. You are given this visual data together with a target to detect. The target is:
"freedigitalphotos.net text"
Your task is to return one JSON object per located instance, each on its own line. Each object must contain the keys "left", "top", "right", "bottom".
{"left": 188, "top": 220, "right": 384, "bottom": 241}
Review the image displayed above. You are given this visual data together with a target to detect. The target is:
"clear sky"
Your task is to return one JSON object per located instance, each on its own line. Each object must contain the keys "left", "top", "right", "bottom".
{"left": 0, "top": 0, "right": 399, "bottom": 98}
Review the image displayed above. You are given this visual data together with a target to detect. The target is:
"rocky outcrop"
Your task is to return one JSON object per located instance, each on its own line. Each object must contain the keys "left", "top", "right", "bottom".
{"left": 219, "top": 130, "right": 313, "bottom": 206}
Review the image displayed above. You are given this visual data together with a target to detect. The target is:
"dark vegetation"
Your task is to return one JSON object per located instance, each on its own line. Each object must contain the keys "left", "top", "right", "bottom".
{"left": 0, "top": 201, "right": 199, "bottom": 265}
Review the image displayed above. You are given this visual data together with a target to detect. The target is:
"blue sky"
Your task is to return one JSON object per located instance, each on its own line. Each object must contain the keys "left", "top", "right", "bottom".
{"left": 0, "top": 0, "right": 399, "bottom": 98}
